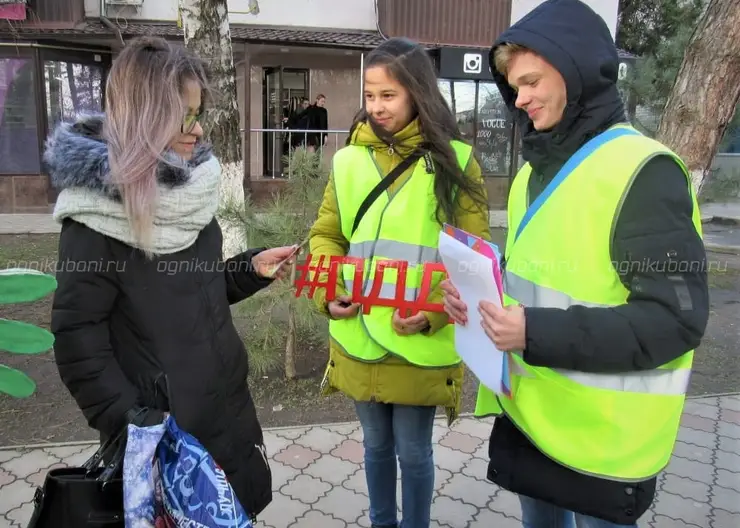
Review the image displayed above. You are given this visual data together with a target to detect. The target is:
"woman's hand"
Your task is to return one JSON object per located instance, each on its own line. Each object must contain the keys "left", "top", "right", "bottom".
{"left": 440, "top": 279, "right": 468, "bottom": 325}
{"left": 328, "top": 295, "right": 361, "bottom": 319}
{"left": 251, "top": 246, "right": 299, "bottom": 280}
{"left": 392, "top": 310, "right": 430, "bottom": 335}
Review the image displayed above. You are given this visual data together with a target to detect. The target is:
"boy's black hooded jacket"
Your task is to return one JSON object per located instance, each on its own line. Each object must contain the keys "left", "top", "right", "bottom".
{"left": 484, "top": 0, "right": 709, "bottom": 523}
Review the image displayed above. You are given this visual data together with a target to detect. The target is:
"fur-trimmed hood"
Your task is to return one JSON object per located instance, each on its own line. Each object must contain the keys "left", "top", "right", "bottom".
{"left": 44, "top": 113, "right": 214, "bottom": 199}
{"left": 45, "top": 113, "right": 224, "bottom": 255}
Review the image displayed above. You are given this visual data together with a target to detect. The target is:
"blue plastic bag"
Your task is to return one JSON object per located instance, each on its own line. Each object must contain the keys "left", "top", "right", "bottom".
{"left": 124, "top": 421, "right": 166, "bottom": 527}
{"left": 124, "top": 415, "right": 253, "bottom": 528}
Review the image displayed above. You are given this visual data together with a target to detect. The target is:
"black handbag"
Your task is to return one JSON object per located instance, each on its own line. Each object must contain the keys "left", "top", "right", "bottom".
{"left": 26, "top": 425, "right": 127, "bottom": 528}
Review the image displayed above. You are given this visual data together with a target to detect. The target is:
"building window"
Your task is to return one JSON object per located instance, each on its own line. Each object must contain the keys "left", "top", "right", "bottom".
{"left": 719, "top": 105, "right": 740, "bottom": 154}
{"left": 44, "top": 60, "right": 105, "bottom": 130}
{"left": 438, "top": 79, "right": 514, "bottom": 177}
{"left": 0, "top": 54, "right": 41, "bottom": 174}
{"left": 476, "top": 82, "right": 514, "bottom": 176}
{"left": 0, "top": 48, "right": 108, "bottom": 178}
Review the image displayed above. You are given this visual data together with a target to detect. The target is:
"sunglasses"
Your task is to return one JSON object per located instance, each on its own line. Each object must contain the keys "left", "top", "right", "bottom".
{"left": 182, "top": 107, "right": 204, "bottom": 134}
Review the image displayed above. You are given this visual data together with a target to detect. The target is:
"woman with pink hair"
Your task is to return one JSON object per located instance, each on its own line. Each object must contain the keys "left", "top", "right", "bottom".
{"left": 43, "top": 36, "right": 293, "bottom": 521}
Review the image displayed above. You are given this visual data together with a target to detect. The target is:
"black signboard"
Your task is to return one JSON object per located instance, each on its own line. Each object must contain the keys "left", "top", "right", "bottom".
{"left": 438, "top": 47, "right": 495, "bottom": 81}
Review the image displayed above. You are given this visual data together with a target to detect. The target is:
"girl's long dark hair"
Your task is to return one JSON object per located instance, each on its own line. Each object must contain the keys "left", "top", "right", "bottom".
{"left": 348, "top": 37, "right": 488, "bottom": 227}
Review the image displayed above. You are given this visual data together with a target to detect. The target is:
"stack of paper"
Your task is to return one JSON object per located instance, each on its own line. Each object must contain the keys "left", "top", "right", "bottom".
{"left": 438, "top": 224, "right": 512, "bottom": 397}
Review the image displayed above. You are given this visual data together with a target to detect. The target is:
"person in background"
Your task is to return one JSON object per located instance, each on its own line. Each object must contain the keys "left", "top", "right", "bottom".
{"left": 284, "top": 95, "right": 309, "bottom": 150}
{"left": 45, "top": 36, "right": 297, "bottom": 521}
{"left": 304, "top": 94, "right": 328, "bottom": 150}
{"left": 442, "top": 1, "right": 709, "bottom": 526}
{"left": 309, "top": 37, "right": 491, "bottom": 528}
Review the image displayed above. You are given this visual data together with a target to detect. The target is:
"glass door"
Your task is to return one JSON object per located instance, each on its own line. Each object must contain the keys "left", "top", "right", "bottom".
{"left": 263, "top": 67, "right": 282, "bottom": 177}
{"left": 262, "top": 67, "right": 308, "bottom": 177}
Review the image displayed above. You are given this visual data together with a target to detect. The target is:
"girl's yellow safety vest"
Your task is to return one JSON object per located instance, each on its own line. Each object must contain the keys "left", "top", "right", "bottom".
{"left": 329, "top": 140, "right": 472, "bottom": 368}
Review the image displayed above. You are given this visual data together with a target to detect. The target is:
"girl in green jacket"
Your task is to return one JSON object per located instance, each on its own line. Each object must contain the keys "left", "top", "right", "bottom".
{"left": 308, "top": 37, "right": 491, "bottom": 528}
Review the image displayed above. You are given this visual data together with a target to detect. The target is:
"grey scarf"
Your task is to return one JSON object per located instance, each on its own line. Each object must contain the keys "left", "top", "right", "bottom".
{"left": 44, "top": 113, "right": 222, "bottom": 254}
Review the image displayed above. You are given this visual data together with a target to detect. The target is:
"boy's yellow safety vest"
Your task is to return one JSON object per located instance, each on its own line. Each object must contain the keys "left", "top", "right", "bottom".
{"left": 475, "top": 124, "right": 703, "bottom": 481}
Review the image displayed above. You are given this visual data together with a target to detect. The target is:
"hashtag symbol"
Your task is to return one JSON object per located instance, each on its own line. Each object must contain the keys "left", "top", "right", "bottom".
{"left": 294, "top": 253, "right": 337, "bottom": 299}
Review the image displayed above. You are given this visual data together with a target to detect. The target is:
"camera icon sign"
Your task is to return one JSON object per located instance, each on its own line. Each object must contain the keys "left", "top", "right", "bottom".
{"left": 463, "top": 53, "right": 482, "bottom": 74}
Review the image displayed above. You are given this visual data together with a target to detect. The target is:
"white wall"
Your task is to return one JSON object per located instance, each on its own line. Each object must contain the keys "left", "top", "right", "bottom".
{"left": 84, "top": 0, "right": 98, "bottom": 18}
{"left": 228, "top": 0, "right": 376, "bottom": 29}
{"left": 90, "top": 0, "right": 376, "bottom": 31}
{"left": 88, "top": 0, "right": 177, "bottom": 20}
{"left": 511, "top": 0, "right": 619, "bottom": 40}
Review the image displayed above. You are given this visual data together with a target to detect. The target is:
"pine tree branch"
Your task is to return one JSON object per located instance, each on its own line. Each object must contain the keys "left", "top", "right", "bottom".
{"left": 222, "top": 147, "right": 331, "bottom": 379}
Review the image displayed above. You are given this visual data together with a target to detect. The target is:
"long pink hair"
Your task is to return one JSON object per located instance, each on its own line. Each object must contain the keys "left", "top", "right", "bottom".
{"left": 103, "top": 37, "right": 210, "bottom": 247}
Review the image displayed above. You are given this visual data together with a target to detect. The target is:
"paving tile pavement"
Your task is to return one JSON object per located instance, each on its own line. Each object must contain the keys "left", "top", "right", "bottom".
{"left": 1, "top": 394, "right": 738, "bottom": 528}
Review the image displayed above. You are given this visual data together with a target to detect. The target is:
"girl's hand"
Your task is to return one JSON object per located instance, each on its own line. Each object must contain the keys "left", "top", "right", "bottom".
{"left": 328, "top": 295, "right": 361, "bottom": 319}
{"left": 392, "top": 310, "right": 430, "bottom": 335}
{"left": 440, "top": 279, "right": 468, "bottom": 325}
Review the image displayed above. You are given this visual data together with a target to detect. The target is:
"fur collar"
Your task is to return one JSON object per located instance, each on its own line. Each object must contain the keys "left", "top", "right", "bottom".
{"left": 45, "top": 113, "right": 223, "bottom": 255}
{"left": 44, "top": 113, "right": 214, "bottom": 199}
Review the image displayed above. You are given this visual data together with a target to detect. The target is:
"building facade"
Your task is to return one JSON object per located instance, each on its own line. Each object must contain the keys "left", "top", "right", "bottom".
{"left": 0, "top": 0, "right": 619, "bottom": 213}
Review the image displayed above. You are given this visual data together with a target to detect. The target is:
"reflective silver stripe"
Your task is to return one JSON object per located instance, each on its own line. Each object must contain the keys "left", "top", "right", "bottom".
{"left": 505, "top": 270, "right": 690, "bottom": 396}
{"left": 344, "top": 279, "right": 419, "bottom": 302}
{"left": 348, "top": 239, "right": 440, "bottom": 266}
{"left": 552, "top": 367, "right": 691, "bottom": 395}
{"left": 342, "top": 239, "right": 440, "bottom": 303}
{"left": 504, "top": 271, "right": 610, "bottom": 309}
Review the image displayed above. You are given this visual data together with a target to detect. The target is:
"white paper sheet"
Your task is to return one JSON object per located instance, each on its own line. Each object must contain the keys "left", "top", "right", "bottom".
{"left": 438, "top": 231, "right": 506, "bottom": 393}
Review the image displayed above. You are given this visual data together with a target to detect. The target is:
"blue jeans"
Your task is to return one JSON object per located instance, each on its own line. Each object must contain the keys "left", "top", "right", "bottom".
{"left": 520, "top": 495, "right": 639, "bottom": 528}
{"left": 354, "top": 401, "right": 436, "bottom": 528}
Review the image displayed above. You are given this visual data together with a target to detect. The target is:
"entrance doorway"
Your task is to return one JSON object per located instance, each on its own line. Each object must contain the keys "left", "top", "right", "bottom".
{"left": 262, "top": 67, "right": 309, "bottom": 177}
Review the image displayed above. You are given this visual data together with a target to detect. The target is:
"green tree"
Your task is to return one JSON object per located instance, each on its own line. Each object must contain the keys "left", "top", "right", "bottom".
{"left": 218, "top": 147, "right": 329, "bottom": 380}
{"left": 179, "top": 0, "right": 259, "bottom": 200}
{"left": 655, "top": 0, "right": 740, "bottom": 194}
{"left": 621, "top": 23, "right": 697, "bottom": 134}
{"left": 617, "top": 0, "right": 708, "bottom": 135}
{"left": 617, "top": 0, "right": 705, "bottom": 56}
